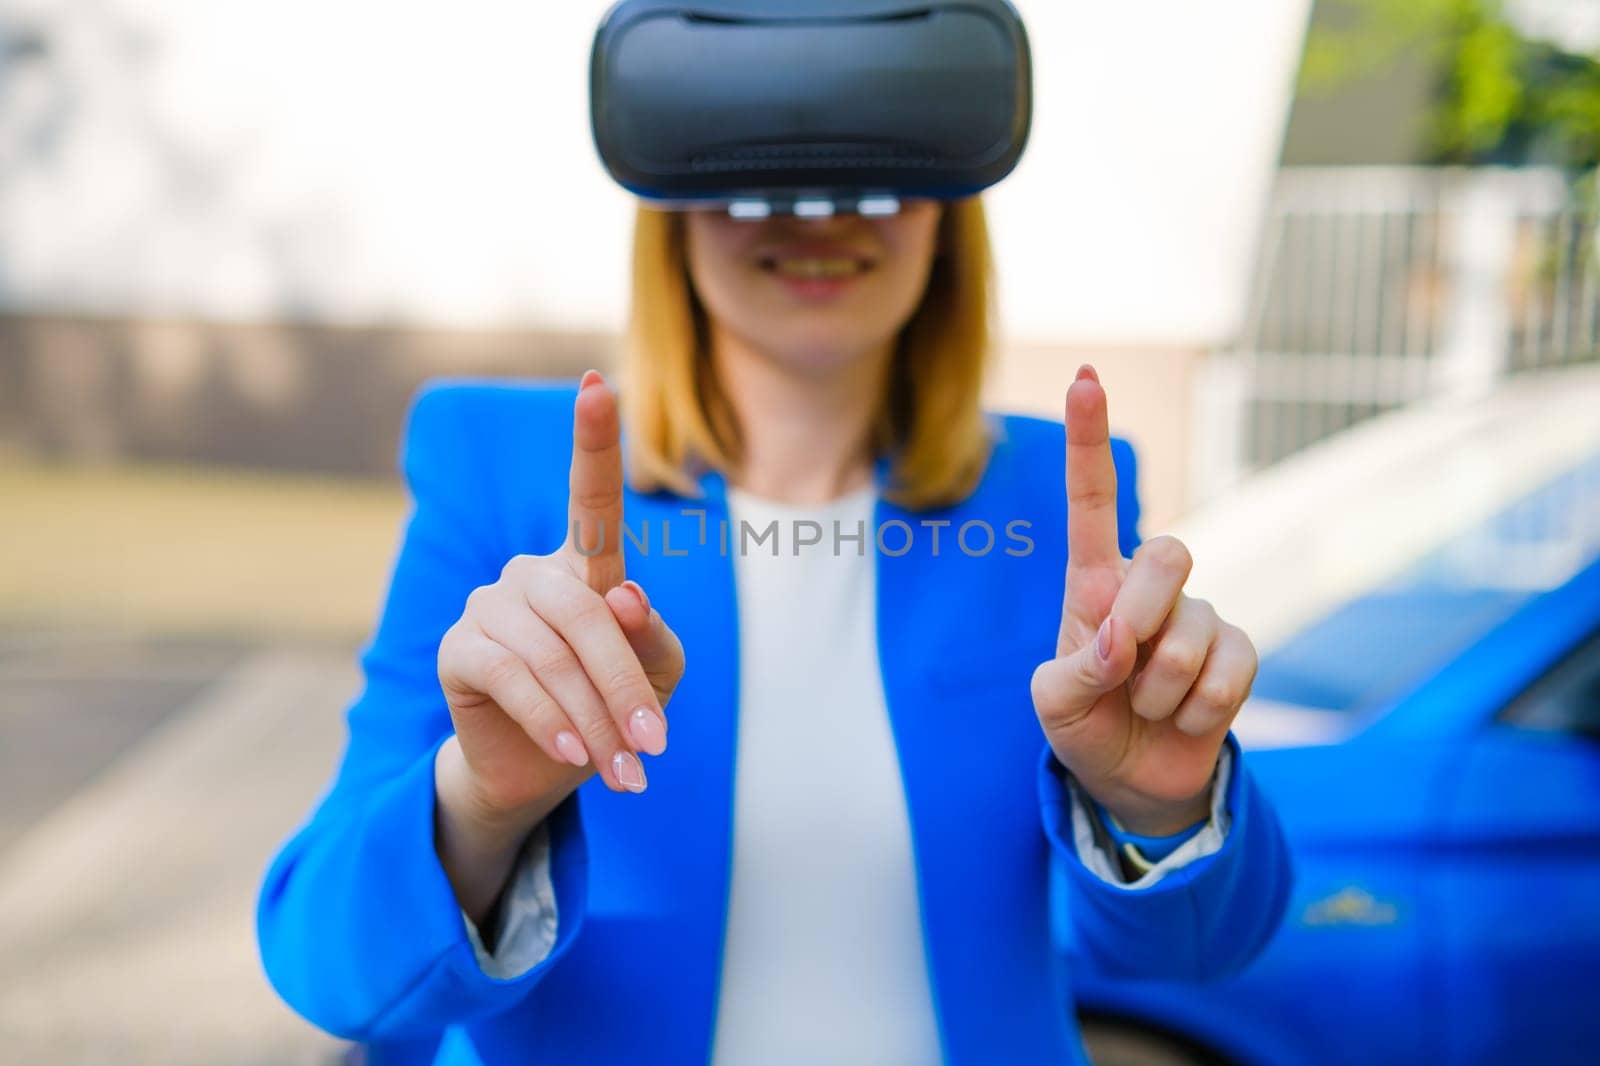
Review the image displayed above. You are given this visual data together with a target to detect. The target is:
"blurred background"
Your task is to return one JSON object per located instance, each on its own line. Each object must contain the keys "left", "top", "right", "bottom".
{"left": 1, "top": 1, "right": 1597, "bottom": 1063}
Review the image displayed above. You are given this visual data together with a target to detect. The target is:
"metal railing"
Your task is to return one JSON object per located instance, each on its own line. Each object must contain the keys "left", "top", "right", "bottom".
{"left": 1192, "top": 166, "right": 1600, "bottom": 505}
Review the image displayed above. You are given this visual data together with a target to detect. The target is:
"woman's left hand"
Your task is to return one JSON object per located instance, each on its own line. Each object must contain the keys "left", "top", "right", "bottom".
{"left": 1030, "top": 365, "right": 1259, "bottom": 837}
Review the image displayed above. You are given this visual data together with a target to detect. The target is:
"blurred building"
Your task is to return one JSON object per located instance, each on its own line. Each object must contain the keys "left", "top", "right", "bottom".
{"left": 1191, "top": 0, "right": 1600, "bottom": 506}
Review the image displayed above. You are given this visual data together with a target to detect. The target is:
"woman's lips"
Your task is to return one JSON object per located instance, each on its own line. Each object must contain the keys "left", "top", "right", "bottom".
{"left": 756, "top": 247, "right": 876, "bottom": 300}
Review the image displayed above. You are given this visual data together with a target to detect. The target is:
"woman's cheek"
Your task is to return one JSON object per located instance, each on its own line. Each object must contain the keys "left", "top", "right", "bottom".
{"left": 874, "top": 250, "right": 937, "bottom": 323}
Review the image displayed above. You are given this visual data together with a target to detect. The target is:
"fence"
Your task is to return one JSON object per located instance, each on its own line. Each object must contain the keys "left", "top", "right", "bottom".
{"left": 1191, "top": 166, "right": 1600, "bottom": 505}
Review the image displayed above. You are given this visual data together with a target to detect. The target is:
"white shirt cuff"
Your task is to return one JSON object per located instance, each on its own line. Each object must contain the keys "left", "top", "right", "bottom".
{"left": 1064, "top": 743, "right": 1234, "bottom": 889}
{"left": 460, "top": 819, "right": 560, "bottom": 978}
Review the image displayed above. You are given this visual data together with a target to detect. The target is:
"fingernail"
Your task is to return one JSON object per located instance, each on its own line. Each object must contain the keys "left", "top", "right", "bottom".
{"left": 622, "top": 579, "right": 650, "bottom": 614}
{"left": 612, "top": 749, "right": 648, "bottom": 792}
{"left": 555, "top": 731, "right": 589, "bottom": 767}
{"left": 629, "top": 705, "right": 668, "bottom": 755}
{"left": 1096, "top": 617, "right": 1113, "bottom": 661}
{"left": 579, "top": 369, "right": 603, "bottom": 391}
{"left": 1076, "top": 363, "right": 1100, "bottom": 384}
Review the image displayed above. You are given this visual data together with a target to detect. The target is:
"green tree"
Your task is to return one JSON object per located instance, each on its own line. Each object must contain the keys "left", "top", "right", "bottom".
{"left": 1300, "top": 0, "right": 1600, "bottom": 169}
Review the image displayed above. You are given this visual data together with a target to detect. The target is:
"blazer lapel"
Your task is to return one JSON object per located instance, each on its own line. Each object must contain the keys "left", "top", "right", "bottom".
{"left": 613, "top": 471, "right": 741, "bottom": 1061}
{"left": 873, "top": 477, "right": 1068, "bottom": 1062}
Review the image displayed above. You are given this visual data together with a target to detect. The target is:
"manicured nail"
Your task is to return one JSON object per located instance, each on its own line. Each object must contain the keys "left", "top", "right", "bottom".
{"left": 555, "top": 731, "right": 589, "bottom": 767}
{"left": 579, "top": 368, "right": 604, "bottom": 391}
{"left": 1096, "top": 617, "right": 1113, "bottom": 661}
{"left": 612, "top": 750, "right": 648, "bottom": 792}
{"left": 1076, "top": 363, "right": 1100, "bottom": 384}
{"left": 622, "top": 579, "right": 650, "bottom": 614}
{"left": 629, "top": 705, "right": 667, "bottom": 756}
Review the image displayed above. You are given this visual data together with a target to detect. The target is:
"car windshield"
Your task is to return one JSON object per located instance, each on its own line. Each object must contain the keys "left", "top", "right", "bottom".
{"left": 1253, "top": 447, "right": 1600, "bottom": 716}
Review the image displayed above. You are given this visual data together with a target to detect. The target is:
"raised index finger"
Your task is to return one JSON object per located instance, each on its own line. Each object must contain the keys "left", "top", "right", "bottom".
{"left": 1065, "top": 364, "right": 1121, "bottom": 571}
{"left": 567, "top": 369, "right": 626, "bottom": 591}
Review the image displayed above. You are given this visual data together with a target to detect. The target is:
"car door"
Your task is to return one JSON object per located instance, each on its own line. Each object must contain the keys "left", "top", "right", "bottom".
{"left": 1438, "top": 621, "right": 1600, "bottom": 1065}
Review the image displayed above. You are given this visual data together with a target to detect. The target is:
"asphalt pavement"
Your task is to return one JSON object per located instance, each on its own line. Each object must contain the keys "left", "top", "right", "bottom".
{"left": 0, "top": 627, "right": 356, "bottom": 1063}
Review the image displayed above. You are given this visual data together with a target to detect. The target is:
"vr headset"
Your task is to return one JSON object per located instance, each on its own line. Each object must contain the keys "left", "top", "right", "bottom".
{"left": 590, "top": 0, "right": 1033, "bottom": 218}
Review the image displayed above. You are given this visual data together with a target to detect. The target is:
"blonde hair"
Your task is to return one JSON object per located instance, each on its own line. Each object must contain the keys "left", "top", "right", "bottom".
{"left": 619, "top": 198, "right": 997, "bottom": 511}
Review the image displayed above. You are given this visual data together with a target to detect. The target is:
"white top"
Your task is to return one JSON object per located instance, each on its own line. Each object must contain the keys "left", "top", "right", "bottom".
{"left": 710, "top": 482, "right": 941, "bottom": 1065}
{"left": 457, "top": 484, "right": 1233, "bottom": 1060}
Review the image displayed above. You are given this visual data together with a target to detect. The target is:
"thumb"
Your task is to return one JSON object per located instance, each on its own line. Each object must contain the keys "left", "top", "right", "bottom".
{"left": 604, "top": 580, "right": 686, "bottom": 708}
{"left": 1031, "top": 616, "right": 1137, "bottom": 732}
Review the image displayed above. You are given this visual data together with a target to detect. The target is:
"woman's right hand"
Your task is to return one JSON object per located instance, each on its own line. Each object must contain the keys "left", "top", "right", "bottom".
{"left": 432, "top": 371, "right": 686, "bottom": 922}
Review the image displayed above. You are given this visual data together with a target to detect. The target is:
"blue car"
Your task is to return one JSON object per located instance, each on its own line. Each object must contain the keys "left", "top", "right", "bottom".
{"left": 1076, "top": 378, "right": 1600, "bottom": 1065}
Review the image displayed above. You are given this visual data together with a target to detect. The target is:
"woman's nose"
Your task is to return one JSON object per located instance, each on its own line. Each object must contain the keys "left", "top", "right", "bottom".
{"left": 775, "top": 213, "right": 864, "bottom": 237}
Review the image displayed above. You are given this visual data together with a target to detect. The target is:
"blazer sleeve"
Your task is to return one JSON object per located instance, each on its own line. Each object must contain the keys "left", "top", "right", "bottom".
{"left": 255, "top": 382, "right": 590, "bottom": 1041}
{"left": 1037, "top": 435, "right": 1294, "bottom": 981}
{"left": 1039, "top": 732, "right": 1293, "bottom": 981}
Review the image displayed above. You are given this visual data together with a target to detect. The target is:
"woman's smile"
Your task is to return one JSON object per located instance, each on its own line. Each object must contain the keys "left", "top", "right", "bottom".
{"left": 754, "top": 239, "right": 878, "bottom": 301}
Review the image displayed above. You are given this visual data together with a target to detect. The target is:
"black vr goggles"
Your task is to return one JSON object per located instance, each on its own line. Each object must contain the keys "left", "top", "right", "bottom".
{"left": 589, "top": 0, "right": 1033, "bottom": 218}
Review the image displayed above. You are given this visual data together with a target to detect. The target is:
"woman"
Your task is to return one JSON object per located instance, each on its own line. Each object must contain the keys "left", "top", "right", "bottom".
{"left": 258, "top": 196, "right": 1293, "bottom": 1065}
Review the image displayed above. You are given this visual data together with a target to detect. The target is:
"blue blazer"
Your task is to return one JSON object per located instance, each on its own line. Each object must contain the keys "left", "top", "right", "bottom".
{"left": 257, "top": 379, "right": 1293, "bottom": 1065}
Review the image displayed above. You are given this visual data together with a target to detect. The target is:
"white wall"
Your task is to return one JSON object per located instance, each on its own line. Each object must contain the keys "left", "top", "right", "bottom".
{"left": 0, "top": 0, "right": 1309, "bottom": 347}
{"left": 1509, "top": 0, "right": 1600, "bottom": 53}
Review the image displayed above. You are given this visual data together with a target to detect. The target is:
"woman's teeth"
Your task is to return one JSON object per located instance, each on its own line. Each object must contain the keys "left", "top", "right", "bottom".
{"left": 763, "top": 257, "right": 868, "bottom": 279}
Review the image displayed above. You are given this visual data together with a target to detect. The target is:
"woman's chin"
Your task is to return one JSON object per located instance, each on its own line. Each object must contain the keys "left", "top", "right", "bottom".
{"left": 763, "top": 335, "right": 892, "bottom": 377}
